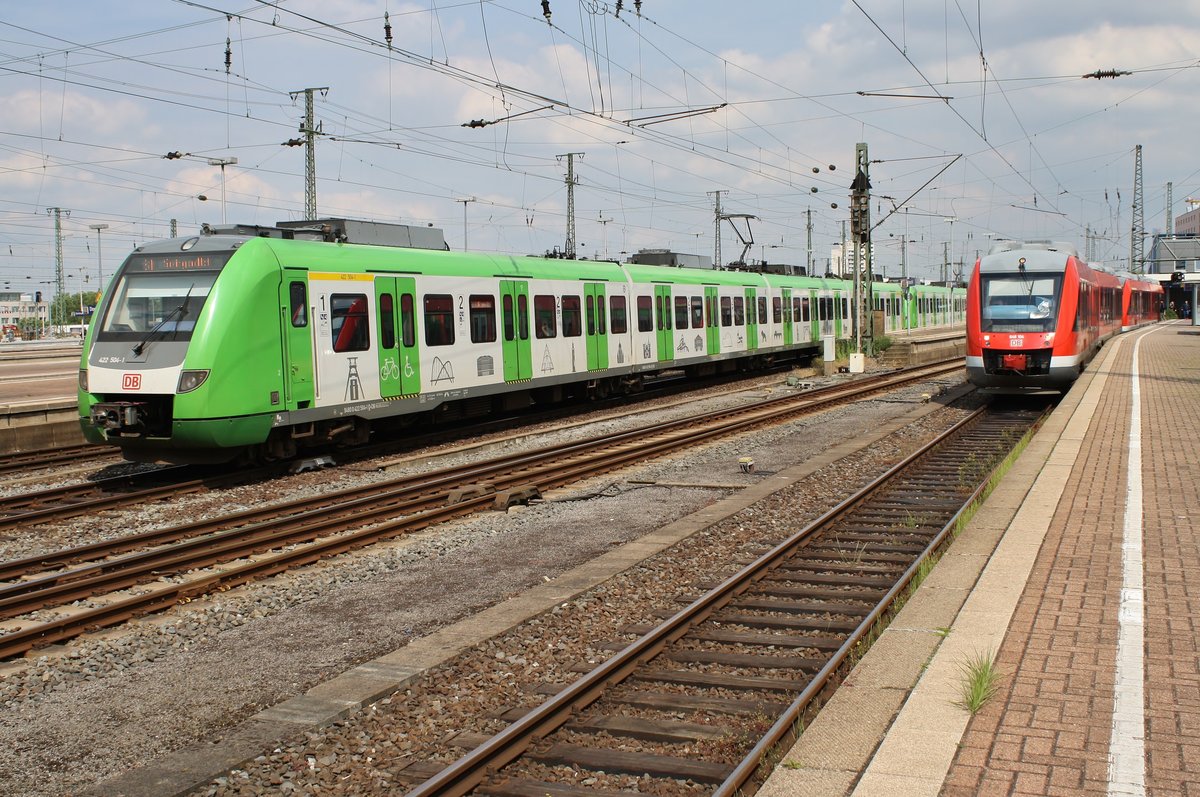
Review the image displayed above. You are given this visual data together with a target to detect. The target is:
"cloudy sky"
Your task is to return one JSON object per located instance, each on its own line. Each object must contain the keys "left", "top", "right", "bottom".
{"left": 2, "top": 0, "right": 1198, "bottom": 296}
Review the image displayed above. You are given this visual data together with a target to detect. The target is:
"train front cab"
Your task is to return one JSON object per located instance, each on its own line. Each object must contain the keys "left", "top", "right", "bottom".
{"left": 966, "top": 254, "right": 1074, "bottom": 392}
{"left": 79, "top": 238, "right": 287, "bottom": 462}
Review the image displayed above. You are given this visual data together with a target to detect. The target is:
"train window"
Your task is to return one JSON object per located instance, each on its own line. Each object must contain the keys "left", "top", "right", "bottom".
{"left": 423, "top": 294, "right": 455, "bottom": 347}
{"left": 469, "top": 295, "right": 496, "bottom": 344}
{"left": 331, "top": 293, "right": 370, "bottom": 353}
{"left": 562, "top": 295, "right": 582, "bottom": 337}
{"left": 772, "top": 297, "right": 782, "bottom": 324}
{"left": 654, "top": 295, "right": 663, "bottom": 331}
{"left": 534, "top": 295, "right": 556, "bottom": 338}
{"left": 98, "top": 269, "right": 218, "bottom": 340}
{"left": 674, "top": 296, "right": 689, "bottom": 330}
{"left": 733, "top": 296, "right": 745, "bottom": 326}
{"left": 597, "top": 296, "right": 606, "bottom": 335}
{"left": 819, "top": 297, "right": 833, "bottom": 321}
{"left": 379, "top": 293, "right": 396, "bottom": 349}
{"left": 842, "top": 298, "right": 849, "bottom": 319}
{"left": 792, "top": 297, "right": 802, "bottom": 323}
{"left": 979, "top": 274, "right": 1062, "bottom": 333}
{"left": 758, "top": 297, "right": 767, "bottom": 325}
{"left": 720, "top": 296, "right": 732, "bottom": 327}
{"left": 518, "top": 294, "right": 529, "bottom": 341}
{"left": 401, "top": 294, "right": 416, "bottom": 347}
{"left": 610, "top": 295, "right": 627, "bottom": 334}
{"left": 691, "top": 296, "right": 704, "bottom": 328}
{"left": 502, "top": 294, "right": 515, "bottom": 341}
{"left": 586, "top": 295, "right": 596, "bottom": 336}
{"left": 637, "top": 295, "right": 653, "bottom": 332}
{"left": 290, "top": 282, "right": 308, "bottom": 327}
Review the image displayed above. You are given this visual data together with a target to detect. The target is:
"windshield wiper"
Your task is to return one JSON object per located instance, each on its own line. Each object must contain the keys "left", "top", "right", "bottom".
{"left": 132, "top": 284, "right": 194, "bottom": 356}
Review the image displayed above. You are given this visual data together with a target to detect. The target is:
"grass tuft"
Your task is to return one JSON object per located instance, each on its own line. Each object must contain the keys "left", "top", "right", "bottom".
{"left": 955, "top": 648, "right": 1002, "bottom": 715}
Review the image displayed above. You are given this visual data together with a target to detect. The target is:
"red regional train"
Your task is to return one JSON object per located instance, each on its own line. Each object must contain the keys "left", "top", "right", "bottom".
{"left": 966, "top": 240, "right": 1161, "bottom": 392}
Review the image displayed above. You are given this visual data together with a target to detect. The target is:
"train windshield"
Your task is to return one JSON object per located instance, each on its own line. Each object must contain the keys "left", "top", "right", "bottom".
{"left": 979, "top": 273, "right": 1062, "bottom": 333}
{"left": 95, "top": 252, "right": 230, "bottom": 342}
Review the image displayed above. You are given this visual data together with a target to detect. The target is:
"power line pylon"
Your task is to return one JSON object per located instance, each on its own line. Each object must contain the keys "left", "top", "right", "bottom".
{"left": 291, "top": 87, "right": 328, "bottom": 220}
{"left": 47, "top": 207, "right": 69, "bottom": 316}
{"left": 707, "top": 190, "right": 727, "bottom": 266}
{"left": 558, "top": 152, "right": 584, "bottom": 258}
{"left": 1130, "top": 144, "right": 1144, "bottom": 273}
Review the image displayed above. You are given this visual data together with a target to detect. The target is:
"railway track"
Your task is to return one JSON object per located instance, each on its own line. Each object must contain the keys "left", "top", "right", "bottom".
{"left": 0, "top": 363, "right": 794, "bottom": 530}
{"left": 399, "top": 403, "right": 1047, "bottom": 797}
{"left": 0, "top": 464, "right": 258, "bottom": 531}
{"left": 0, "top": 360, "right": 962, "bottom": 660}
{"left": 0, "top": 443, "right": 121, "bottom": 478}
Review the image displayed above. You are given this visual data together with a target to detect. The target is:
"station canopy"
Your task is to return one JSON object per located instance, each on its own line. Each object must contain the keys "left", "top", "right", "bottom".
{"left": 1149, "top": 237, "right": 1200, "bottom": 273}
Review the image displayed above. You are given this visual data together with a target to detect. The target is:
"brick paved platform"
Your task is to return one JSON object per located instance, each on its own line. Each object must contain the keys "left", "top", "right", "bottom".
{"left": 760, "top": 321, "right": 1200, "bottom": 797}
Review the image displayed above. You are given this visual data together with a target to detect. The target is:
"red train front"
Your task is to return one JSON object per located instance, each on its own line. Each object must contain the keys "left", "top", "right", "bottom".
{"left": 966, "top": 241, "right": 1121, "bottom": 393}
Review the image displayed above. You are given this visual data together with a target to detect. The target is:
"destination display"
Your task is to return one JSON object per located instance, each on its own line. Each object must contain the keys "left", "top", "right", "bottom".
{"left": 124, "top": 251, "right": 232, "bottom": 273}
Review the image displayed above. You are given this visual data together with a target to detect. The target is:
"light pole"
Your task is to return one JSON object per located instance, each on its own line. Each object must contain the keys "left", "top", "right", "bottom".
{"left": 89, "top": 223, "right": 108, "bottom": 291}
{"left": 207, "top": 157, "right": 238, "bottom": 224}
{"left": 942, "top": 216, "right": 958, "bottom": 285}
{"left": 598, "top": 212, "right": 611, "bottom": 261}
{"left": 456, "top": 197, "right": 476, "bottom": 250}
{"left": 70, "top": 270, "right": 87, "bottom": 333}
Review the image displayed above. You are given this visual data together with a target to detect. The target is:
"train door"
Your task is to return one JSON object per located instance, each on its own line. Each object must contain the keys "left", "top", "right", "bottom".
{"left": 584, "top": 282, "right": 609, "bottom": 370}
{"left": 309, "top": 273, "right": 377, "bottom": 405}
{"left": 744, "top": 288, "right": 758, "bottom": 351}
{"left": 817, "top": 291, "right": 832, "bottom": 338}
{"left": 782, "top": 289, "right": 793, "bottom": 346}
{"left": 375, "top": 277, "right": 421, "bottom": 397}
{"left": 655, "top": 284, "right": 673, "bottom": 362}
{"left": 704, "top": 286, "right": 720, "bottom": 354}
{"left": 280, "top": 270, "right": 314, "bottom": 408}
{"left": 500, "top": 280, "right": 532, "bottom": 382}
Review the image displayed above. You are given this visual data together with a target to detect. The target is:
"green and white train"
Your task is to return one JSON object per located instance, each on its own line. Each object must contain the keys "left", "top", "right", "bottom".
{"left": 79, "top": 221, "right": 964, "bottom": 464}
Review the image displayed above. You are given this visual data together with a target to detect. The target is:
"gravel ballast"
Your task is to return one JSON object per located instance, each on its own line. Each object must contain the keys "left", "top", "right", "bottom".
{"left": 0, "top": 368, "right": 969, "bottom": 797}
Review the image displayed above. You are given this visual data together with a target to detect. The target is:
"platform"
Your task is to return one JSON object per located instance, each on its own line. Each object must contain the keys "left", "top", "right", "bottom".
{"left": 0, "top": 342, "right": 86, "bottom": 452}
{"left": 760, "top": 320, "right": 1199, "bottom": 796}
{"left": 878, "top": 325, "right": 965, "bottom": 367}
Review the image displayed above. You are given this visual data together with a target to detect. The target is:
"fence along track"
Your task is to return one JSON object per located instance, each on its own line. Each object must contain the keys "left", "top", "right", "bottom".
{"left": 401, "top": 404, "right": 1045, "bottom": 797}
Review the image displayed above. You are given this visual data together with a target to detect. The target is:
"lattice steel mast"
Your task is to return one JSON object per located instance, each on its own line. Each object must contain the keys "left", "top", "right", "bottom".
{"left": 1130, "top": 144, "right": 1144, "bottom": 273}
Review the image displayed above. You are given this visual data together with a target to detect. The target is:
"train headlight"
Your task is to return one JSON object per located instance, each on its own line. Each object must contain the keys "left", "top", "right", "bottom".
{"left": 78, "top": 369, "right": 88, "bottom": 392}
{"left": 982, "top": 334, "right": 991, "bottom": 345}
{"left": 1043, "top": 333, "right": 1054, "bottom": 345}
{"left": 177, "top": 369, "right": 210, "bottom": 394}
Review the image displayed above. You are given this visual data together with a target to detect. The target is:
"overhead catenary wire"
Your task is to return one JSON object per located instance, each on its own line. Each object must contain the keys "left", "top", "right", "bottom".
{"left": 1, "top": 3, "right": 1189, "bottom": 286}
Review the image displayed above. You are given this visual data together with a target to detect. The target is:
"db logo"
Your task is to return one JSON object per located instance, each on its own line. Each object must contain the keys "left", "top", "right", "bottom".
{"left": 122, "top": 373, "right": 142, "bottom": 390}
